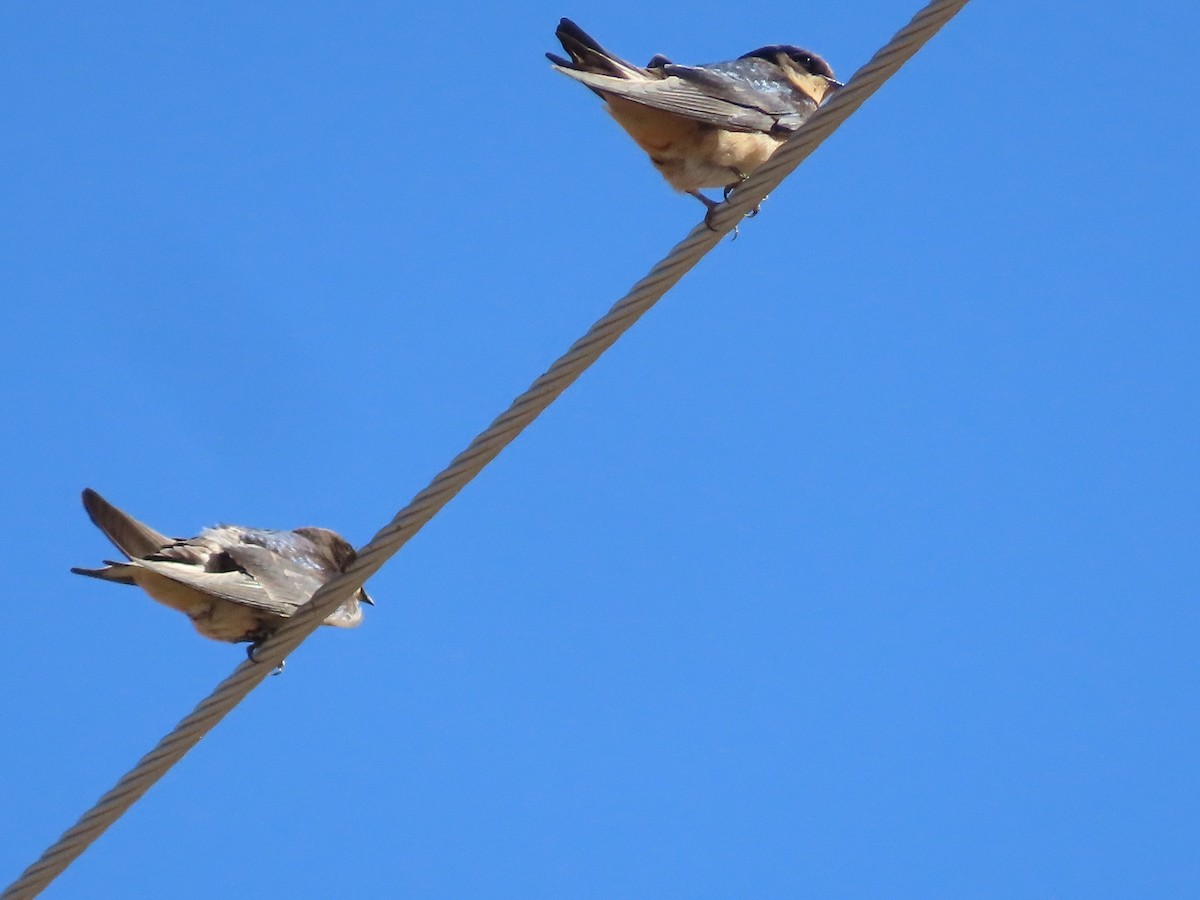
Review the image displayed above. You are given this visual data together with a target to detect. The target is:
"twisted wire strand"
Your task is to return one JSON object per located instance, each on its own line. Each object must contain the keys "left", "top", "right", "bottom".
{"left": 2, "top": 1, "right": 969, "bottom": 896}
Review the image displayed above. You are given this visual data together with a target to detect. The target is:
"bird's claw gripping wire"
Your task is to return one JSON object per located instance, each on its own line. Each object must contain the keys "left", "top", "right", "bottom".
{"left": 246, "top": 640, "right": 285, "bottom": 675}
{"left": 692, "top": 191, "right": 740, "bottom": 239}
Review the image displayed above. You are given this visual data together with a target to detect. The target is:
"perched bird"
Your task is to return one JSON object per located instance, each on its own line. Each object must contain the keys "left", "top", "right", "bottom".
{"left": 72, "top": 489, "right": 373, "bottom": 653}
{"left": 547, "top": 18, "right": 839, "bottom": 223}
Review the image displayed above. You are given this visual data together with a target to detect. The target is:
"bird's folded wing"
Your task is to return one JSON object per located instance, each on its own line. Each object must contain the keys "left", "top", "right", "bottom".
{"left": 132, "top": 557, "right": 291, "bottom": 615}
{"left": 224, "top": 543, "right": 327, "bottom": 614}
{"left": 226, "top": 543, "right": 363, "bottom": 627}
{"left": 662, "top": 62, "right": 821, "bottom": 130}
{"left": 553, "top": 67, "right": 782, "bottom": 133}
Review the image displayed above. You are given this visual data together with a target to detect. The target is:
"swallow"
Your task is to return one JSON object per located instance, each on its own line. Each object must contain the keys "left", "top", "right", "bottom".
{"left": 72, "top": 489, "right": 373, "bottom": 656}
{"left": 547, "top": 18, "right": 839, "bottom": 225}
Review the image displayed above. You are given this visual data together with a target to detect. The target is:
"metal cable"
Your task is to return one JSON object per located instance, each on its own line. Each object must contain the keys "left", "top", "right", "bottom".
{"left": 2, "top": 1, "right": 970, "bottom": 895}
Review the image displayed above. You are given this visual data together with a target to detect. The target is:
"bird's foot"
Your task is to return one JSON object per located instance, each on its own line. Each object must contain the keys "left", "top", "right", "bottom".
{"left": 723, "top": 172, "right": 764, "bottom": 218}
{"left": 246, "top": 640, "right": 285, "bottom": 675}
{"left": 722, "top": 167, "right": 751, "bottom": 201}
{"left": 689, "top": 191, "right": 739, "bottom": 239}
{"left": 689, "top": 191, "right": 720, "bottom": 230}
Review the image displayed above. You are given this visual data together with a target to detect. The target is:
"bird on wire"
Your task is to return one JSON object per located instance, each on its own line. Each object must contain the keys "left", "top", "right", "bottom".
{"left": 547, "top": 18, "right": 840, "bottom": 228}
{"left": 72, "top": 488, "right": 373, "bottom": 664}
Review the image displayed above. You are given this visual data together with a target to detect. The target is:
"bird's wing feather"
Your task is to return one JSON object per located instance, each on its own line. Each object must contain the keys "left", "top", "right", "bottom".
{"left": 225, "top": 537, "right": 364, "bottom": 627}
{"left": 130, "top": 557, "right": 290, "bottom": 615}
{"left": 662, "top": 61, "right": 820, "bottom": 130}
{"left": 552, "top": 67, "right": 780, "bottom": 132}
{"left": 222, "top": 542, "right": 328, "bottom": 615}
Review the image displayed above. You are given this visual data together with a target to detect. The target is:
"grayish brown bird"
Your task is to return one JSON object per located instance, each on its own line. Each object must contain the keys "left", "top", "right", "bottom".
{"left": 547, "top": 18, "right": 839, "bottom": 221}
{"left": 72, "top": 489, "right": 373, "bottom": 651}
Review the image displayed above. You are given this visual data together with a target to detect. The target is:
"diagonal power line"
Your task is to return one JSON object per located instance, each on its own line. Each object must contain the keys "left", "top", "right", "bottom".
{"left": 2, "top": 1, "right": 970, "bottom": 896}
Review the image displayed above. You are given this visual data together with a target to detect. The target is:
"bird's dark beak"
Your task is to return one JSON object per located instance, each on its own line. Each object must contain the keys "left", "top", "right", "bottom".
{"left": 359, "top": 588, "right": 375, "bottom": 606}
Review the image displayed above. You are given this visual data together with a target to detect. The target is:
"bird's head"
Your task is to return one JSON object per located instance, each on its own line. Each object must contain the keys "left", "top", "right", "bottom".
{"left": 742, "top": 45, "right": 841, "bottom": 104}
{"left": 294, "top": 526, "right": 375, "bottom": 606}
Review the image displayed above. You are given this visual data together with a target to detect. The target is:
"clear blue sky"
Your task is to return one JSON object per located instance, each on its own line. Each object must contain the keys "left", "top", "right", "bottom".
{"left": 2, "top": 1, "right": 1197, "bottom": 896}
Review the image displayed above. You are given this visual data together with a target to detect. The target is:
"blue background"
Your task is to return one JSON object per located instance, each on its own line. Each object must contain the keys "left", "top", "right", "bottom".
{"left": 2, "top": 1, "right": 1197, "bottom": 896}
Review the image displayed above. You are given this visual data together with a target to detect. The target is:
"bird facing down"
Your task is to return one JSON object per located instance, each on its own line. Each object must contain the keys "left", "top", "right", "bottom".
{"left": 547, "top": 18, "right": 839, "bottom": 220}
{"left": 72, "top": 489, "right": 373, "bottom": 649}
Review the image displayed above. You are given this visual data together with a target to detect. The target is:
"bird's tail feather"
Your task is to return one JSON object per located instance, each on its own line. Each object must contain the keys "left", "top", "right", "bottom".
{"left": 70, "top": 562, "right": 138, "bottom": 584}
{"left": 547, "top": 18, "right": 644, "bottom": 79}
{"left": 80, "top": 488, "right": 172, "bottom": 559}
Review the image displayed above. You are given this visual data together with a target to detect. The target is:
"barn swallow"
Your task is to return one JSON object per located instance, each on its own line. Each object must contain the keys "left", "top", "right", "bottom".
{"left": 72, "top": 489, "right": 373, "bottom": 656}
{"left": 547, "top": 18, "right": 840, "bottom": 225}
